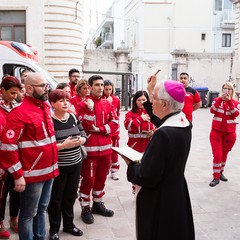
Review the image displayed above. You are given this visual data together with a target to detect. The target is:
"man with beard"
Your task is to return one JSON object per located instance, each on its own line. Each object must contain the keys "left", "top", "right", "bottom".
{"left": 179, "top": 72, "right": 201, "bottom": 122}
{"left": 0, "top": 73, "right": 59, "bottom": 240}
{"left": 68, "top": 68, "right": 80, "bottom": 97}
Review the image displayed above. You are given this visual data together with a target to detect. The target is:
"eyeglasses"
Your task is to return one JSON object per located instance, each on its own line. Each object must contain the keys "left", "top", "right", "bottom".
{"left": 223, "top": 88, "right": 232, "bottom": 91}
{"left": 31, "top": 83, "right": 50, "bottom": 89}
{"left": 71, "top": 75, "right": 80, "bottom": 78}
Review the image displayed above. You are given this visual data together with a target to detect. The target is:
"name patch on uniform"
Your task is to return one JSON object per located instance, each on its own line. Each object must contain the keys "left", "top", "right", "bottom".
{"left": 6, "top": 130, "right": 15, "bottom": 139}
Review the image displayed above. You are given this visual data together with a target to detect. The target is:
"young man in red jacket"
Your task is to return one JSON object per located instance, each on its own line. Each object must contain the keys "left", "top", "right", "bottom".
{"left": 179, "top": 72, "right": 202, "bottom": 122}
{"left": 78, "top": 75, "right": 119, "bottom": 224}
{"left": 0, "top": 73, "right": 59, "bottom": 240}
{"left": 68, "top": 68, "right": 80, "bottom": 97}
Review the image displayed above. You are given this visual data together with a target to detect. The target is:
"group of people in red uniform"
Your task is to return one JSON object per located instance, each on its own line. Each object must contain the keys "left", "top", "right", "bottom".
{"left": 0, "top": 67, "right": 237, "bottom": 239}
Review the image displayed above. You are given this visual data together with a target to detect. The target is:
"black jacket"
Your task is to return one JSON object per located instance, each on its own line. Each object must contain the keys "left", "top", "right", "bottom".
{"left": 127, "top": 113, "right": 195, "bottom": 240}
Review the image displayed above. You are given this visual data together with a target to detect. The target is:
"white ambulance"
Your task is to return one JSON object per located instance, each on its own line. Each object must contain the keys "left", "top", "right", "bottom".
{"left": 0, "top": 41, "right": 58, "bottom": 89}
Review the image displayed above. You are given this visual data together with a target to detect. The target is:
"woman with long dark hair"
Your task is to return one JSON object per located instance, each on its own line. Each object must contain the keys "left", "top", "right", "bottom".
{"left": 102, "top": 80, "right": 121, "bottom": 180}
{"left": 124, "top": 90, "right": 156, "bottom": 153}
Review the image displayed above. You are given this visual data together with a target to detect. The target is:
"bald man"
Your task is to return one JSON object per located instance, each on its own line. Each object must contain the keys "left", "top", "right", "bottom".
{"left": 0, "top": 73, "right": 59, "bottom": 240}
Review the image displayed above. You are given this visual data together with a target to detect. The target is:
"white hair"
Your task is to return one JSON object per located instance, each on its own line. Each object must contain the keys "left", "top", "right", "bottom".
{"left": 157, "top": 81, "right": 184, "bottom": 112}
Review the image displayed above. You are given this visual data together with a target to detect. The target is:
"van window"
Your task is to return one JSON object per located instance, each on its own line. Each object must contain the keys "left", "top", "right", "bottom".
{"left": 2, "top": 63, "right": 57, "bottom": 90}
{"left": 3, "top": 64, "right": 32, "bottom": 82}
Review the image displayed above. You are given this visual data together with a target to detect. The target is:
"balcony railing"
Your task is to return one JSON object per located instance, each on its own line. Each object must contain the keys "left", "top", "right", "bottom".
{"left": 99, "top": 32, "right": 113, "bottom": 49}
{"left": 220, "top": 9, "right": 235, "bottom": 29}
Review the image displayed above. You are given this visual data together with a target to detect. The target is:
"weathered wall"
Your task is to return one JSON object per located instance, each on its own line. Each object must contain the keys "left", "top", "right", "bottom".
{"left": 172, "top": 52, "right": 233, "bottom": 92}
{"left": 83, "top": 49, "right": 118, "bottom": 85}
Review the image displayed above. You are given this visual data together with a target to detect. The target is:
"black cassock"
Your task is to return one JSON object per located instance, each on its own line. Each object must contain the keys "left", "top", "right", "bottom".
{"left": 127, "top": 112, "right": 195, "bottom": 240}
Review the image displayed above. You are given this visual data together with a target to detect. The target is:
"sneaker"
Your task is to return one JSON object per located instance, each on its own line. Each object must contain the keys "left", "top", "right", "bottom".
{"left": 220, "top": 173, "right": 228, "bottom": 182}
{"left": 0, "top": 222, "right": 10, "bottom": 239}
{"left": 111, "top": 172, "right": 119, "bottom": 180}
{"left": 81, "top": 206, "right": 94, "bottom": 224}
{"left": 9, "top": 218, "right": 18, "bottom": 233}
{"left": 91, "top": 202, "right": 114, "bottom": 217}
{"left": 209, "top": 179, "right": 220, "bottom": 187}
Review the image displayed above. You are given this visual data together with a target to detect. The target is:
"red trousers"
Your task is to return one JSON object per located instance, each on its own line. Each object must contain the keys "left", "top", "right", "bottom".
{"left": 210, "top": 129, "right": 236, "bottom": 179}
{"left": 79, "top": 154, "right": 111, "bottom": 206}
{"left": 110, "top": 135, "right": 120, "bottom": 172}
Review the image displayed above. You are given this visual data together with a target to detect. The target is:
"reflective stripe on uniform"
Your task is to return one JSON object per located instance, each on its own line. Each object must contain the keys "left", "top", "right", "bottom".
{"left": 1, "top": 143, "right": 18, "bottom": 151}
{"left": 227, "top": 120, "right": 235, "bottom": 124}
{"left": 19, "top": 136, "right": 56, "bottom": 148}
{"left": 24, "top": 162, "right": 58, "bottom": 177}
{"left": 212, "top": 106, "right": 224, "bottom": 113}
{"left": 226, "top": 110, "right": 237, "bottom": 115}
{"left": 8, "top": 162, "right": 22, "bottom": 174}
{"left": 127, "top": 121, "right": 132, "bottom": 131}
{"left": 85, "top": 144, "right": 112, "bottom": 152}
{"left": 105, "top": 125, "right": 111, "bottom": 134}
{"left": 79, "top": 193, "right": 90, "bottom": 199}
{"left": 83, "top": 115, "right": 95, "bottom": 121}
{"left": 111, "top": 120, "right": 119, "bottom": 124}
{"left": 79, "top": 193, "right": 90, "bottom": 206}
{"left": 111, "top": 162, "right": 120, "bottom": 167}
{"left": 42, "top": 122, "right": 48, "bottom": 138}
{"left": 92, "top": 190, "right": 103, "bottom": 196}
{"left": 213, "top": 117, "right": 222, "bottom": 122}
{"left": 136, "top": 119, "right": 141, "bottom": 124}
{"left": 80, "top": 201, "right": 90, "bottom": 206}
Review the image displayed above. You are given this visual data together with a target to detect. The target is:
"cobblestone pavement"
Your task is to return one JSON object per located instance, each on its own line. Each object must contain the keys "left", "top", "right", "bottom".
{"left": 7, "top": 108, "right": 240, "bottom": 239}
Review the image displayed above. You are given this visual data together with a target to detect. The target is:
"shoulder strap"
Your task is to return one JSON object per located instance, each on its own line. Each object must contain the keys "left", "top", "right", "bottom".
{"left": 69, "top": 112, "right": 78, "bottom": 125}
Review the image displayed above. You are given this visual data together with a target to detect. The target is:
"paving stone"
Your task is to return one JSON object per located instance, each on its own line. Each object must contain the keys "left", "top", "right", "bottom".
{"left": 6, "top": 108, "right": 240, "bottom": 239}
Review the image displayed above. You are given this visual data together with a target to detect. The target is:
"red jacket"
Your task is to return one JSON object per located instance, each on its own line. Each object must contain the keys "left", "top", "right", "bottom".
{"left": 70, "top": 95, "right": 89, "bottom": 120}
{"left": 182, "top": 87, "right": 201, "bottom": 122}
{"left": 79, "top": 95, "right": 119, "bottom": 156}
{"left": 0, "top": 111, "right": 4, "bottom": 141}
{"left": 69, "top": 81, "right": 77, "bottom": 97}
{"left": 70, "top": 95, "right": 84, "bottom": 109}
{"left": 102, "top": 94, "right": 120, "bottom": 137}
{"left": 102, "top": 94, "right": 120, "bottom": 117}
{"left": 124, "top": 109, "right": 155, "bottom": 153}
{"left": 210, "top": 97, "right": 240, "bottom": 132}
{"left": 0, "top": 108, "right": 7, "bottom": 141}
{"left": 0, "top": 99, "right": 19, "bottom": 144}
{"left": 0, "top": 96, "right": 59, "bottom": 183}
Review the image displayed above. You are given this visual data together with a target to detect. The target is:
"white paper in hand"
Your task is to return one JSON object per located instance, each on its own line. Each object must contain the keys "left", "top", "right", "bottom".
{"left": 112, "top": 145, "right": 143, "bottom": 162}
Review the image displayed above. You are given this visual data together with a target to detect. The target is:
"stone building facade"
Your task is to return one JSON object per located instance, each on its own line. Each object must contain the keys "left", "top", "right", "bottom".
{"left": 0, "top": 0, "right": 84, "bottom": 82}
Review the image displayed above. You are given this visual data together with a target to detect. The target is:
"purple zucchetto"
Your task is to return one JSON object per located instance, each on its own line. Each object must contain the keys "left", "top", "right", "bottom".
{"left": 164, "top": 80, "right": 185, "bottom": 103}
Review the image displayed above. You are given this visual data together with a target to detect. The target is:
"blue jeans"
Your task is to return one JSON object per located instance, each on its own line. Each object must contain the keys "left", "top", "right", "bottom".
{"left": 18, "top": 179, "right": 53, "bottom": 240}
